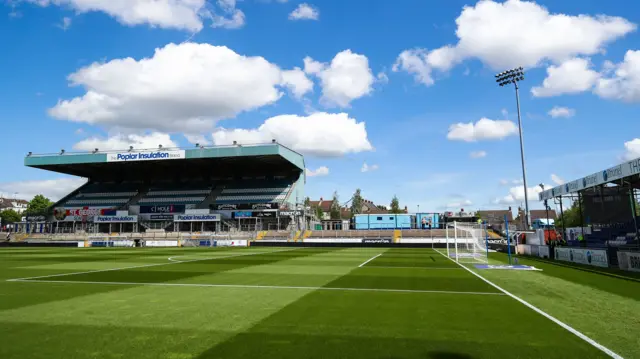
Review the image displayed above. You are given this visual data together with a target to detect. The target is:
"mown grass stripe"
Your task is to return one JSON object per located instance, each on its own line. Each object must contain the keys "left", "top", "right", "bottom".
{"left": 8, "top": 279, "right": 507, "bottom": 296}
{"left": 6, "top": 248, "right": 302, "bottom": 282}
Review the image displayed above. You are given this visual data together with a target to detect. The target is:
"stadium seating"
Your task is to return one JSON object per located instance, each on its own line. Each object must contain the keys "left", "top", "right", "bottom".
{"left": 61, "top": 182, "right": 139, "bottom": 207}
{"left": 137, "top": 183, "right": 213, "bottom": 205}
{"left": 214, "top": 180, "right": 292, "bottom": 204}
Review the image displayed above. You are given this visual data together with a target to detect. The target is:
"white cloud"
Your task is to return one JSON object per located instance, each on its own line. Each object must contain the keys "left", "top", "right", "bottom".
{"left": 305, "top": 166, "right": 329, "bottom": 177}
{"left": 548, "top": 106, "right": 576, "bottom": 118}
{"left": 27, "top": 0, "right": 207, "bottom": 32}
{"left": 500, "top": 179, "right": 523, "bottom": 186}
{"left": 470, "top": 150, "right": 487, "bottom": 159}
{"left": 394, "top": 0, "right": 635, "bottom": 85}
{"left": 623, "top": 138, "right": 640, "bottom": 161}
{"left": 447, "top": 118, "right": 517, "bottom": 142}
{"left": 281, "top": 67, "right": 314, "bottom": 99}
{"left": 445, "top": 199, "right": 473, "bottom": 209}
{"left": 183, "top": 134, "right": 211, "bottom": 146}
{"left": 73, "top": 132, "right": 178, "bottom": 151}
{"left": 495, "top": 184, "right": 547, "bottom": 205}
{"left": 376, "top": 71, "right": 389, "bottom": 84}
{"left": 595, "top": 50, "right": 640, "bottom": 102}
{"left": 361, "top": 163, "right": 379, "bottom": 172}
{"left": 551, "top": 174, "right": 565, "bottom": 185}
{"left": 289, "top": 3, "right": 319, "bottom": 21}
{"left": 0, "top": 177, "right": 87, "bottom": 201}
{"left": 531, "top": 58, "right": 600, "bottom": 97}
{"left": 49, "top": 43, "right": 312, "bottom": 134}
{"left": 212, "top": 112, "right": 373, "bottom": 157}
{"left": 57, "top": 16, "right": 72, "bottom": 30}
{"left": 304, "top": 50, "right": 375, "bottom": 107}
{"left": 208, "top": 0, "right": 245, "bottom": 29}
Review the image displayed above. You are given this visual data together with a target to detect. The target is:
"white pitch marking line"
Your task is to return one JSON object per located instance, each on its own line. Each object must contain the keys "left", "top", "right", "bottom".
{"left": 433, "top": 249, "right": 624, "bottom": 359}
{"left": 358, "top": 253, "right": 383, "bottom": 267}
{"left": 8, "top": 279, "right": 506, "bottom": 296}
{"left": 6, "top": 248, "right": 301, "bottom": 282}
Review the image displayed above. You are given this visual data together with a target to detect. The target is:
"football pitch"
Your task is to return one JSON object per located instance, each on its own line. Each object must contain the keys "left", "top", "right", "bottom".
{"left": 1, "top": 247, "right": 639, "bottom": 359}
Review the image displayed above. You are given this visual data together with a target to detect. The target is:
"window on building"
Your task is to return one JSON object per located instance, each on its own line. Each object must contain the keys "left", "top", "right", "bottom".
{"left": 377, "top": 217, "right": 382, "bottom": 221}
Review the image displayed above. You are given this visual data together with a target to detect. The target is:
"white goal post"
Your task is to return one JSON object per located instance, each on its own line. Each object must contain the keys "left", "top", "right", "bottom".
{"left": 445, "top": 221, "right": 489, "bottom": 263}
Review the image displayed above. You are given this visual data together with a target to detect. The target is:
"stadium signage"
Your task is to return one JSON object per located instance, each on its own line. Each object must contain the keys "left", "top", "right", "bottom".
{"left": 215, "top": 204, "right": 239, "bottom": 210}
{"left": 214, "top": 203, "right": 277, "bottom": 210}
{"left": 140, "top": 205, "right": 185, "bottom": 214}
{"left": 539, "top": 157, "right": 640, "bottom": 201}
{"left": 93, "top": 215, "right": 138, "bottom": 223}
{"left": 25, "top": 215, "right": 46, "bottom": 222}
{"left": 254, "top": 211, "right": 275, "bottom": 218}
{"left": 554, "top": 248, "right": 608, "bottom": 268}
{"left": 362, "top": 239, "right": 392, "bottom": 244}
{"left": 107, "top": 150, "right": 185, "bottom": 163}
{"left": 53, "top": 207, "right": 116, "bottom": 222}
{"left": 279, "top": 210, "right": 302, "bottom": 216}
{"left": 252, "top": 203, "right": 275, "bottom": 210}
{"left": 618, "top": 252, "right": 640, "bottom": 272}
{"left": 566, "top": 180, "right": 579, "bottom": 192}
{"left": 174, "top": 214, "right": 220, "bottom": 222}
{"left": 149, "top": 214, "right": 174, "bottom": 221}
{"left": 232, "top": 211, "right": 252, "bottom": 218}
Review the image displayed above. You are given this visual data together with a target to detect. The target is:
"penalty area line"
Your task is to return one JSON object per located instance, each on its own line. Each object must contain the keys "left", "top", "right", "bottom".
{"left": 358, "top": 253, "right": 383, "bottom": 267}
{"left": 8, "top": 279, "right": 506, "bottom": 296}
{"left": 434, "top": 249, "right": 624, "bottom": 359}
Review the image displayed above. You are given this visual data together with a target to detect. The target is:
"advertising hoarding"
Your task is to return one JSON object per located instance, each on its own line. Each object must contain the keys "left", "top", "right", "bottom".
{"left": 106, "top": 150, "right": 185, "bottom": 163}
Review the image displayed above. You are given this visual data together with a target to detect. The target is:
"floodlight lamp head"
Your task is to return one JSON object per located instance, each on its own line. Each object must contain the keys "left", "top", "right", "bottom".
{"left": 60, "top": 149, "right": 65, "bottom": 155}
{"left": 27, "top": 152, "right": 32, "bottom": 157}
{"left": 129, "top": 146, "right": 133, "bottom": 152}
{"left": 93, "top": 148, "right": 98, "bottom": 154}
{"left": 158, "top": 144, "right": 163, "bottom": 149}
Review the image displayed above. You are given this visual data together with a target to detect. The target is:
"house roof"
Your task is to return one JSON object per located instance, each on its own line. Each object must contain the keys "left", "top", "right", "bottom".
{"left": 530, "top": 209, "right": 557, "bottom": 220}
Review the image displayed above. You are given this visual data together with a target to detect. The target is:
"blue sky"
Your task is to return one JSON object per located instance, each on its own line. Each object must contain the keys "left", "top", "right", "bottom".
{"left": 1, "top": 0, "right": 640, "bottom": 214}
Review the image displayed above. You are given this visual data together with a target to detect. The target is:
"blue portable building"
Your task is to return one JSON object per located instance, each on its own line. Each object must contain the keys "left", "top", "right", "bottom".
{"left": 354, "top": 214, "right": 412, "bottom": 230}
{"left": 416, "top": 213, "right": 440, "bottom": 229}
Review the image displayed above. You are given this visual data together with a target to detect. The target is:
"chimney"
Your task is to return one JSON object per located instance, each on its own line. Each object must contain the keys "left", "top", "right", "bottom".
{"left": 320, "top": 197, "right": 323, "bottom": 201}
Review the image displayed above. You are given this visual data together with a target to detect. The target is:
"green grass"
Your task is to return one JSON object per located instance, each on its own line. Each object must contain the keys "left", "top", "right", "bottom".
{"left": 0, "top": 246, "right": 636, "bottom": 358}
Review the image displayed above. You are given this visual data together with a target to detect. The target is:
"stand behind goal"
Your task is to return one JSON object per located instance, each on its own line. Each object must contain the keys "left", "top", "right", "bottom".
{"left": 444, "top": 222, "right": 489, "bottom": 263}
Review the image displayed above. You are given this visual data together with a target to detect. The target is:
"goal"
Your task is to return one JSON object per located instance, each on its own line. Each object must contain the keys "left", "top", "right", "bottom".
{"left": 444, "top": 222, "right": 489, "bottom": 263}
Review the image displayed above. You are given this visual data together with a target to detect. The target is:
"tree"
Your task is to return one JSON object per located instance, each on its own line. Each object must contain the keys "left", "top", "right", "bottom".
{"left": 390, "top": 195, "right": 401, "bottom": 214}
{"left": 555, "top": 199, "right": 582, "bottom": 229}
{"left": 304, "top": 197, "right": 311, "bottom": 208}
{"left": 350, "top": 188, "right": 364, "bottom": 216}
{"left": 330, "top": 191, "right": 341, "bottom": 220}
{"left": 0, "top": 209, "right": 21, "bottom": 224}
{"left": 25, "top": 195, "right": 54, "bottom": 217}
{"left": 315, "top": 205, "right": 324, "bottom": 220}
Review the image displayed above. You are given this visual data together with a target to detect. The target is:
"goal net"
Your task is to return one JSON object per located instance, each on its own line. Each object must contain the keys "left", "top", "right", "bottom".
{"left": 445, "top": 222, "right": 488, "bottom": 263}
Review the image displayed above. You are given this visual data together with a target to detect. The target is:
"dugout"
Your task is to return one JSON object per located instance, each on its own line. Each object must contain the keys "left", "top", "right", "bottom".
{"left": 539, "top": 158, "right": 640, "bottom": 248}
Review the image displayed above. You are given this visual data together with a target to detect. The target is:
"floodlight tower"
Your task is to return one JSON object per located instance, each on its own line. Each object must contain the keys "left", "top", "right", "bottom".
{"left": 496, "top": 67, "right": 530, "bottom": 229}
